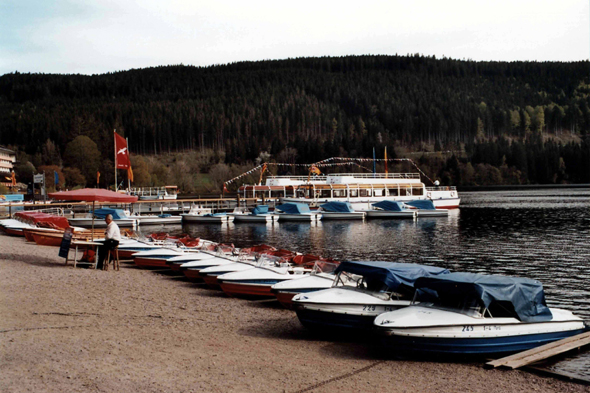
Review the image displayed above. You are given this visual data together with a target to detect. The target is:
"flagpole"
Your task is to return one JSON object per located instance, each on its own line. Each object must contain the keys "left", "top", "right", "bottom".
{"left": 126, "top": 137, "right": 131, "bottom": 192}
{"left": 114, "top": 129, "right": 118, "bottom": 191}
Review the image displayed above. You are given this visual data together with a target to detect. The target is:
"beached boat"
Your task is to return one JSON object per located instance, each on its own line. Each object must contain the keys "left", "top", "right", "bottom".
{"left": 318, "top": 202, "right": 365, "bottom": 220}
{"left": 405, "top": 200, "right": 449, "bottom": 217}
{"left": 132, "top": 239, "right": 217, "bottom": 268}
{"left": 239, "top": 171, "right": 460, "bottom": 210}
{"left": 364, "top": 200, "right": 417, "bottom": 219}
{"left": 231, "top": 205, "right": 278, "bottom": 223}
{"left": 271, "top": 261, "right": 340, "bottom": 309}
{"left": 275, "top": 203, "right": 322, "bottom": 222}
{"left": 373, "top": 272, "right": 587, "bottom": 355}
{"left": 197, "top": 248, "right": 295, "bottom": 287}
{"left": 292, "top": 261, "right": 450, "bottom": 330}
{"left": 217, "top": 254, "right": 316, "bottom": 298}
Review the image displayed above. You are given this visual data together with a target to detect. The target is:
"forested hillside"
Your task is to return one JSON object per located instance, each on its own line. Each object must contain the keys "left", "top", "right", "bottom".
{"left": 1, "top": 55, "right": 589, "bottom": 190}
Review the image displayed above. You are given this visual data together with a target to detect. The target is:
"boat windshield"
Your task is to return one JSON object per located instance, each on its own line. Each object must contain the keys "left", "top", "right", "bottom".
{"left": 311, "top": 261, "right": 339, "bottom": 275}
{"left": 414, "top": 295, "right": 484, "bottom": 318}
{"left": 255, "top": 254, "right": 289, "bottom": 268}
{"left": 332, "top": 271, "right": 404, "bottom": 301}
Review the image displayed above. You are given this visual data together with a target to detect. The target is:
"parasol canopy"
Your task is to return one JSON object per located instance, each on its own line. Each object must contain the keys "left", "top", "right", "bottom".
{"left": 48, "top": 188, "right": 138, "bottom": 203}
{"left": 48, "top": 188, "right": 138, "bottom": 240}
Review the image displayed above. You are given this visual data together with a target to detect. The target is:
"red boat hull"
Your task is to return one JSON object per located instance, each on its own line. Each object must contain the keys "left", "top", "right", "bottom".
{"left": 134, "top": 257, "right": 169, "bottom": 268}
{"left": 202, "top": 275, "right": 221, "bottom": 289}
{"left": 4, "top": 227, "right": 24, "bottom": 236}
{"left": 274, "top": 291, "right": 297, "bottom": 309}
{"left": 219, "top": 282, "right": 275, "bottom": 298}
{"left": 32, "top": 233, "right": 63, "bottom": 247}
{"left": 182, "top": 269, "right": 203, "bottom": 282}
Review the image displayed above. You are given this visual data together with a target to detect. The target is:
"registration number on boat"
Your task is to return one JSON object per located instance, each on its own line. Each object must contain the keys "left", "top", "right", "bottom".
{"left": 483, "top": 325, "right": 502, "bottom": 331}
{"left": 462, "top": 325, "right": 474, "bottom": 332}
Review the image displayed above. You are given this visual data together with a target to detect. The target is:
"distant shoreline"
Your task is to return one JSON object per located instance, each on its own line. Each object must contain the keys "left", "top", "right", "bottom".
{"left": 457, "top": 184, "right": 590, "bottom": 192}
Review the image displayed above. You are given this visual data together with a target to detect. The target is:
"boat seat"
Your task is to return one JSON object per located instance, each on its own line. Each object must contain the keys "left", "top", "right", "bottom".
{"left": 104, "top": 247, "right": 120, "bottom": 271}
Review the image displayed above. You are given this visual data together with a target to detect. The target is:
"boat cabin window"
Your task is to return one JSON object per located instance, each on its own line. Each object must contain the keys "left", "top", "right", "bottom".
{"left": 349, "top": 190, "right": 358, "bottom": 197}
{"left": 373, "top": 189, "right": 383, "bottom": 197}
{"left": 333, "top": 190, "right": 346, "bottom": 198}
{"left": 320, "top": 189, "right": 332, "bottom": 198}
{"left": 412, "top": 186, "right": 424, "bottom": 196}
{"left": 486, "top": 301, "right": 518, "bottom": 319}
{"left": 388, "top": 188, "right": 398, "bottom": 196}
{"left": 359, "top": 189, "right": 370, "bottom": 197}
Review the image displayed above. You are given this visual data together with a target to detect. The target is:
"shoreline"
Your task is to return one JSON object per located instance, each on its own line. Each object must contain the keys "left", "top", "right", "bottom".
{"left": 1, "top": 235, "right": 588, "bottom": 393}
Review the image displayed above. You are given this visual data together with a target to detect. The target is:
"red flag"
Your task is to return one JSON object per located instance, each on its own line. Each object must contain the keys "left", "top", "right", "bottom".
{"left": 114, "top": 132, "right": 131, "bottom": 169}
{"left": 223, "top": 183, "right": 229, "bottom": 193}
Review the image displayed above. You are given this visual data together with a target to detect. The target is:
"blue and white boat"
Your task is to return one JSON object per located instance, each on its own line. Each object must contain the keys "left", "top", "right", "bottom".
{"left": 374, "top": 272, "right": 587, "bottom": 355}
{"left": 181, "top": 205, "right": 234, "bottom": 223}
{"left": 68, "top": 208, "right": 139, "bottom": 228}
{"left": 232, "top": 205, "right": 277, "bottom": 223}
{"left": 275, "top": 203, "right": 321, "bottom": 222}
{"left": 405, "top": 199, "right": 448, "bottom": 217}
{"left": 292, "top": 261, "right": 450, "bottom": 330}
{"left": 318, "top": 202, "right": 365, "bottom": 220}
{"left": 365, "top": 201, "right": 417, "bottom": 219}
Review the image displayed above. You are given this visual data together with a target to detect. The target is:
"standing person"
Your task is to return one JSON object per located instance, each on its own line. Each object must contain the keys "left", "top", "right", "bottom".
{"left": 97, "top": 214, "right": 121, "bottom": 269}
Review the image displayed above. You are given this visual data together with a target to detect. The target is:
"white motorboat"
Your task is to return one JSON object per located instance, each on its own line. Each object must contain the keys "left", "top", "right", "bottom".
{"left": 292, "top": 261, "right": 450, "bottom": 330}
{"left": 231, "top": 205, "right": 278, "bottom": 223}
{"left": 405, "top": 199, "right": 449, "bottom": 217}
{"left": 374, "top": 272, "right": 587, "bottom": 355}
{"left": 275, "top": 203, "right": 322, "bottom": 222}
{"left": 364, "top": 200, "right": 417, "bottom": 219}
{"left": 318, "top": 202, "right": 365, "bottom": 220}
{"left": 271, "top": 261, "right": 340, "bottom": 308}
{"left": 128, "top": 213, "right": 182, "bottom": 225}
{"left": 181, "top": 205, "right": 234, "bottom": 223}
{"left": 68, "top": 208, "right": 139, "bottom": 228}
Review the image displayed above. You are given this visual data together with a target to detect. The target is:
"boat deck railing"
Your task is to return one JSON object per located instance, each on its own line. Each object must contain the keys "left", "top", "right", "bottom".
{"left": 267, "top": 173, "right": 420, "bottom": 181}
{"left": 425, "top": 186, "right": 457, "bottom": 191}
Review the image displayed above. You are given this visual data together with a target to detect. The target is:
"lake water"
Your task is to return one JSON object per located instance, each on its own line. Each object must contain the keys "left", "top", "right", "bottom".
{"left": 149, "top": 188, "right": 590, "bottom": 379}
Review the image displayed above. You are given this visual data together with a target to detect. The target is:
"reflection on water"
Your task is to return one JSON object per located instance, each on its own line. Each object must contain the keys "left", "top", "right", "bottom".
{"left": 169, "top": 188, "right": 590, "bottom": 378}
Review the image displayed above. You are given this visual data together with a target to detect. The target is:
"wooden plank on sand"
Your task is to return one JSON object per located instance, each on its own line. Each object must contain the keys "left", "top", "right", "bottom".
{"left": 486, "top": 331, "right": 590, "bottom": 370}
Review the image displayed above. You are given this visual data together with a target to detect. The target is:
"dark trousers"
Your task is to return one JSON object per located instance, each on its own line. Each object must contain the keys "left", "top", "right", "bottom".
{"left": 97, "top": 239, "right": 119, "bottom": 269}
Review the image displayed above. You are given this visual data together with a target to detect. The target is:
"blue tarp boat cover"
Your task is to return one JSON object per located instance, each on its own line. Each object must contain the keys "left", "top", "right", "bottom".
{"left": 252, "top": 205, "right": 269, "bottom": 215}
{"left": 405, "top": 200, "right": 436, "bottom": 210}
{"left": 371, "top": 200, "right": 406, "bottom": 211}
{"left": 320, "top": 201, "right": 355, "bottom": 213}
{"left": 415, "top": 272, "right": 553, "bottom": 322}
{"left": 92, "top": 208, "right": 128, "bottom": 220}
{"left": 335, "top": 261, "right": 450, "bottom": 293}
{"left": 276, "top": 203, "right": 311, "bottom": 214}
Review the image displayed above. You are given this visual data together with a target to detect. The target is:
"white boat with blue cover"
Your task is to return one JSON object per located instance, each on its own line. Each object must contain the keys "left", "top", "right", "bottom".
{"left": 68, "top": 208, "right": 139, "bottom": 228}
{"left": 232, "top": 205, "right": 277, "bottom": 223}
{"left": 374, "top": 272, "right": 587, "bottom": 355}
{"left": 318, "top": 202, "right": 365, "bottom": 220}
{"left": 275, "top": 203, "right": 321, "bottom": 222}
{"left": 292, "top": 261, "right": 450, "bottom": 330}
{"left": 365, "top": 201, "right": 417, "bottom": 219}
{"left": 405, "top": 199, "right": 448, "bottom": 217}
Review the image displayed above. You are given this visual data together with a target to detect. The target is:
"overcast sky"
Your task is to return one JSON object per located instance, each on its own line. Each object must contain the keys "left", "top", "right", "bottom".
{"left": 1, "top": 0, "right": 589, "bottom": 75}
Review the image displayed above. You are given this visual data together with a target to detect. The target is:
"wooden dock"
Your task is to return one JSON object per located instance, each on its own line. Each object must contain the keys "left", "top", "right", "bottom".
{"left": 486, "top": 331, "right": 590, "bottom": 370}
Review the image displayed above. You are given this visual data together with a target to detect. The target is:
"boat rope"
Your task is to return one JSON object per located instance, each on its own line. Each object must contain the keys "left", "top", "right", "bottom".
{"left": 223, "top": 157, "right": 435, "bottom": 187}
{"left": 291, "top": 360, "right": 387, "bottom": 393}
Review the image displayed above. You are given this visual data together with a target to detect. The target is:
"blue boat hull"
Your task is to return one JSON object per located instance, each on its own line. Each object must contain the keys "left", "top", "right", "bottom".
{"left": 380, "top": 328, "right": 587, "bottom": 355}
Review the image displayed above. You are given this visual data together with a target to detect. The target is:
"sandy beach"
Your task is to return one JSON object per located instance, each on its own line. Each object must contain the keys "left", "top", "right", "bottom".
{"left": 0, "top": 234, "right": 588, "bottom": 393}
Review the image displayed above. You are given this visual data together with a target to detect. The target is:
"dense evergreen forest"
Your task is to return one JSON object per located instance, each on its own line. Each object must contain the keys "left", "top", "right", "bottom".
{"left": 1, "top": 55, "right": 589, "bottom": 190}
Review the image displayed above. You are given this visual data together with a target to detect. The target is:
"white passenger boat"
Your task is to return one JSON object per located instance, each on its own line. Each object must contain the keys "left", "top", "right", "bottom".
{"left": 364, "top": 200, "right": 417, "bottom": 219}
{"left": 318, "top": 202, "right": 365, "bottom": 220}
{"left": 292, "top": 261, "right": 450, "bottom": 330}
{"left": 129, "top": 185, "right": 178, "bottom": 200}
{"left": 275, "top": 203, "right": 322, "bottom": 222}
{"left": 374, "top": 272, "right": 587, "bottom": 355}
{"left": 238, "top": 172, "right": 460, "bottom": 210}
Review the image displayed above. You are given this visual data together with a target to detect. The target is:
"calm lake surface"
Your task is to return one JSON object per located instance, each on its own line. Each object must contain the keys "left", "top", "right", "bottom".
{"left": 152, "top": 188, "right": 590, "bottom": 378}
